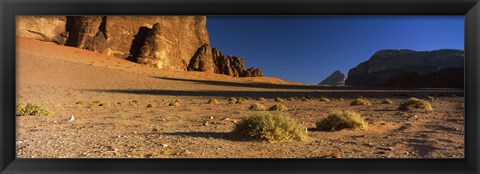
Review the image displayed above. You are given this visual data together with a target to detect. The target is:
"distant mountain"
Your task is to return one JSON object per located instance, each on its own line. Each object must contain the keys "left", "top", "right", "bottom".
{"left": 318, "top": 70, "right": 346, "bottom": 86}
{"left": 345, "top": 49, "right": 464, "bottom": 88}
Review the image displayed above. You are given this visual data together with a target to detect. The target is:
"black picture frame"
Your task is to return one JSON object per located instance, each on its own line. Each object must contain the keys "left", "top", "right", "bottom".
{"left": 1, "top": 0, "right": 479, "bottom": 173}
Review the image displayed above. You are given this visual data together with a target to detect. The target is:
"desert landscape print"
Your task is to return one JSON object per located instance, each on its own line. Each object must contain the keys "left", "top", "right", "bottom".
{"left": 15, "top": 16, "right": 464, "bottom": 158}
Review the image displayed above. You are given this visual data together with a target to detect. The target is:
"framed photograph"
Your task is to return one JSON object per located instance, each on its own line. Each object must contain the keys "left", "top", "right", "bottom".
{"left": 1, "top": 0, "right": 479, "bottom": 173}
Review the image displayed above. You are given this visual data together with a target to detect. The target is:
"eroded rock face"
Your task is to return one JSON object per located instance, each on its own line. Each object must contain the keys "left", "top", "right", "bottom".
{"left": 319, "top": 70, "right": 346, "bottom": 86}
{"left": 385, "top": 68, "right": 464, "bottom": 88}
{"left": 16, "top": 16, "right": 262, "bottom": 76}
{"left": 187, "top": 44, "right": 215, "bottom": 72}
{"left": 346, "top": 49, "right": 464, "bottom": 87}
{"left": 16, "top": 16, "right": 68, "bottom": 44}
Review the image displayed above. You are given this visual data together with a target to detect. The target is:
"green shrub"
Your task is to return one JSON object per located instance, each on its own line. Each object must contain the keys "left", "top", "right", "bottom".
{"left": 208, "top": 98, "right": 219, "bottom": 105}
{"left": 16, "top": 103, "right": 53, "bottom": 116}
{"left": 399, "top": 97, "right": 433, "bottom": 111}
{"left": 274, "top": 97, "right": 284, "bottom": 102}
{"left": 319, "top": 97, "right": 331, "bottom": 102}
{"left": 232, "top": 112, "right": 307, "bottom": 142}
{"left": 249, "top": 103, "right": 266, "bottom": 111}
{"left": 381, "top": 98, "right": 393, "bottom": 104}
{"left": 350, "top": 98, "right": 371, "bottom": 106}
{"left": 269, "top": 104, "right": 288, "bottom": 111}
{"left": 316, "top": 111, "right": 368, "bottom": 131}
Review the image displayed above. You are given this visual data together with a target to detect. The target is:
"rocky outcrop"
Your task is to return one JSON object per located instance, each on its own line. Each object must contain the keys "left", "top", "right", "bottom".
{"left": 385, "top": 68, "right": 464, "bottom": 88}
{"left": 16, "top": 16, "right": 262, "bottom": 76}
{"left": 187, "top": 44, "right": 215, "bottom": 72}
{"left": 346, "top": 49, "right": 464, "bottom": 87}
{"left": 16, "top": 16, "right": 68, "bottom": 44}
{"left": 212, "top": 48, "right": 263, "bottom": 77}
{"left": 319, "top": 70, "right": 346, "bottom": 86}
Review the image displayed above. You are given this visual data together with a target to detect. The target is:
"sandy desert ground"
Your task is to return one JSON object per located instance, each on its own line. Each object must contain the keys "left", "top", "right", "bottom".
{"left": 15, "top": 37, "right": 464, "bottom": 158}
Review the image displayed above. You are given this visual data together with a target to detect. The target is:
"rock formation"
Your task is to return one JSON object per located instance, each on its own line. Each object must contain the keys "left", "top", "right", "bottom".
{"left": 318, "top": 70, "right": 346, "bottom": 85}
{"left": 16, "top": 16, "right": 68, "bottom": 44}
{"left": 16, "top": 16, "right": 261, "bottom": 76}
{"left": 346, "top": 49, "right": 464, "bottom": 87}
{"left": 212, "top": 48, "right": 263, "bottom": 77}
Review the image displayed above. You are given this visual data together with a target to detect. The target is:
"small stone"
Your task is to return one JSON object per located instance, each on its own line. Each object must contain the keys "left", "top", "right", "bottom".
{"left": 152, "top": 128, "right": 158, "bottom": 132}
{"left": 53, "top": 121, "right": 58, "bottom": 123}
{"left": 204, "top": 122, "right": 209, "bottom": 126}
{"left": 161, "top": 144, "right": 168, "bottom": 147}
{"left": 68, "top": 115, "right": 75, "bottom": 122}
{"left": 16, "top": 141, "right": 23, "bottom": 145}
{"left": 209, "top": 116, "right": 214, "bottom": 119}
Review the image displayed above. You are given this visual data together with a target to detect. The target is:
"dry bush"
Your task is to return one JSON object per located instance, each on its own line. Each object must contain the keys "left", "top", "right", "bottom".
{"left": 399, "top": 97, "right": 433, "bottom": 111}
{"left": 316, "top": 111, "right": 368, "bottom": 131}
{"left": 169, "top": 100, "right": 181, "bottom": 107}
{"left": 274, "top": 97, "right": 284, "bottom": 102}
{"left": 232, "top": 112, "right": 307, "bottom": 142}
{"left": 350, "top": 98, "right": 371, "bottom": 106}
{"left": 146, "top": 103, "right": 155, "bottom": 108}
{"left": 269, "top": 104, "right": 288, "bottom": 111}
{"left": 237, "top": 98, "right": 247, "bottom": 104}
{"left": 208, "top": 98, "right": 219, "bottom": 105}
{"left": 16, "top": 103, "right": 53, "bottom": 116}
{"left": 257, "top": 97, "right": 266, "bottom": 101}
{"left": 381, "top": 98, "right": 393, "bottom": 104}
{"left": 319, "top": 97, "right": 331, "bottom": 102}
{"left": 98, "top": 101, "right": 110, "bottom": 107}
{"left": 249, "top": 103, "right": 266, "bottom": 111}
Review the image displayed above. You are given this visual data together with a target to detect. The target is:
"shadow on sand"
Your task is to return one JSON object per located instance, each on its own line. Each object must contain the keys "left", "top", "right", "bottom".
{"left": 162, "top": 132, "right": 248, "bottom": 142}
{"left": 90, "top": 88, "right": 460, "bottom": 99}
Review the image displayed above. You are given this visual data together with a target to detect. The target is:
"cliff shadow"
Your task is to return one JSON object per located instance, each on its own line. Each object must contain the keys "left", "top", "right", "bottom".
{"left": 89, "top": 89, "right": 455, "bottom": 99}
{"left": 154, "top": 76, "right": 363, "bottom": 90}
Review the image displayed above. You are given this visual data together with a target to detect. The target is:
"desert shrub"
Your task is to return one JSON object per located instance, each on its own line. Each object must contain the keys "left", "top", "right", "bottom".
{"left": 131, "top": 100, "right": 138, "bottom": 103}
{"left": 98, "top": 101, "right": 110, "bottom": 107}
{"left": 399, "top": 97, "right": 433, "bottom": 111}
{"left": 319, "top": 97, "right": 331, "bottom": 102}
{"left": 87, "top": 103, "right": 97, "bottom": 109}
{"left": 237, "top": 98, "right": 247, "bottom": 104}
{"left": 146, "top": 103, "right": 155, "bottom": 108}
{"left": 306, "top": 96, "right": 315, "bottom": 100}
{"left": 208, "top": 98, "right": 219, "bottom": 105}
{"left": 301, "top": 97, "right": 311, "bottom": 101}
{"left": 350, "top": 98, "right": 371, "bottom": 106}
{"left": 232, "top": 112, "right": 307, "bottom": 142}
{"left": 75, "top": 101, "right": 84, "bottom": 105}
{"left": 427, "top": 96, "right": 435, "bottom": 101}
{"left": 249, "top": 103, "right": 266, "bottom": 111}
{"left": 356, "top": 96, "right": 367, "bottom": 100}
{"left": 274, "top": 97, "right": 284, "bottom": 102}
{"left": 316, "top": 111, "right": 368, "bottom": 131}
{"left": 338, "top": 97, "right": 345, "bottom": 101}
{"left": 117, "top": 101, "right": 126, "bottom": 105}
{"left": 381, "top": 98, "right": 393, "bottom": 104}
{"left": 169, "top": 100, "right": 180, "bottom": 107}
{"left": 287, "top": 97, "right": 295, "bottom": 101}
{"left": 269, "top": 104, "right": 288, "bottom": 111}
{"left": 16, "top": 103, "right": 53, "bottom": 116}
{"left": 257, "top": 97, "right": 266, "bottom": 101}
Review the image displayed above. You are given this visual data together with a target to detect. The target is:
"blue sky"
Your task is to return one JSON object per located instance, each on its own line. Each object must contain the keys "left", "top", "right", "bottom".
{"left": 206, "top": 16, "right": 464, "bottom": 84}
